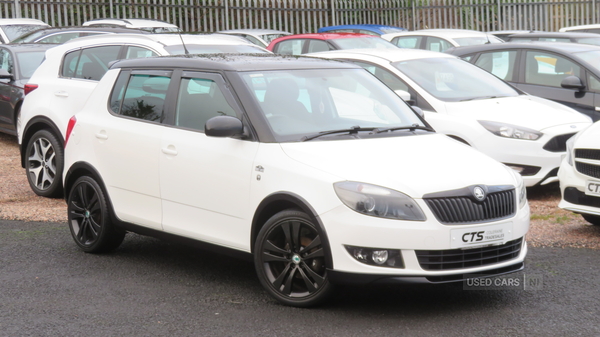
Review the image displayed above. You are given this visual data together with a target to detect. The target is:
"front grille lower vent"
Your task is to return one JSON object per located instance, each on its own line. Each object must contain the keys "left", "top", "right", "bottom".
{"left": 416, "top": 238, "right": 523, "bottom": 271}
{"left": 575, "top": 162, "right": 600, "bottom": 179}
{"left": 575, "top": 148, "right": 600, "bottom": 161}
{"left": 424, "top": 188, "right": 515, "bottom": 224}
{"left": 543, "top": 133, "right": 576, "bottom": 152}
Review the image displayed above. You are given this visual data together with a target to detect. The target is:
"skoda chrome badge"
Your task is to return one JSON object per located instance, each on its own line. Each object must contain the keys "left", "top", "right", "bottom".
{"left": 473, "top": 186, "right": 486, "bottom": 201}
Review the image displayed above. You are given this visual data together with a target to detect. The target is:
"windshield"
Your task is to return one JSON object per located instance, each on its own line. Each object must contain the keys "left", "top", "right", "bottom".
{"left": 393, "top": 57, "right": 519, "bottom": 102}
{"left": 454, "top": 36, "right": 503, "bottom": 46}
{"left": 239, "top": 68, "right": 425, "bottom": 142}
{"left": 260, "top": 33, "right": 288, "bottom": 44}
{"left": 11, "top": 29, "right": 49, "bottom": 43}
{"left": 331, "top": 37, "right": 398, "bottom": 50}
{"left": 574, "top": 50, "right": 600, "bottom": 72}
{"left": 1, "top": 24, "right": 48, "bottom": 41}
{"left": 164, "top": 44, "right": 268, "bottom": 54}
{"left": 379, "top": 27, "right": 406, "bottom": 34}
{"left": 16, "top": 51, "right": 47, "bottom": 78}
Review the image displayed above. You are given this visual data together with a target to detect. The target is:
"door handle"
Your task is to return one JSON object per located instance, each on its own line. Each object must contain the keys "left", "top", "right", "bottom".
{"left": 162, "top": 145, "right": 178, "bottom": 156}
{"left": 95, "top": 131, "right": 108, "bottom": 140}
{"left": 54, "top": 91, "right": 69, "bottom": 97}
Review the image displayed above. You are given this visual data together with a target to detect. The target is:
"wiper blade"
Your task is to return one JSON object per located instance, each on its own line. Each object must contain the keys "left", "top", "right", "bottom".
{"left": 374, "top": 124, "right": 434, "bottom": 133}
{"left": 301, "top": 125, "right": 377, "bottom": 141}
{"left": 460, "top": 95, "right": 507, "bottom": 102}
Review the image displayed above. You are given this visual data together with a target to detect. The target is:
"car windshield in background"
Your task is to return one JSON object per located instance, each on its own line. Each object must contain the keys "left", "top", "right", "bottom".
{"left": 331, "top": 37, "right": 398, "bottom": 50}
{"left": 577, "top": 38, "right": 600, "bottom": 46}
{"left": 16, "top": 51, "right": 47, "bottom": 78}
{"left": 261, "top": 34, "right": 288, "bottom": 44}
{"left": 240, "top": 68, "right": 425, "bottom": 142}
{"left": 574, "top": 50, "right": 600, "bottom": 72}
{"left": 393, "top": 57, "right": 519, "bottom": 102}
{"left": 11, "top": 29, "right": 48, "bottom": 43}
{"left": 163, "top": 44, "right": 268, "bottom": 54}
{"left": 454, "top": 36, "right": 502, "bottom": 46}
{"left": 145, "top": 27, "right": 181, "bottom": 33}
{"left": 1, "top": 24, "right": 48, "bottom": 41}
{"left": 379, "top": 27, "right": 406, "bottom": 34}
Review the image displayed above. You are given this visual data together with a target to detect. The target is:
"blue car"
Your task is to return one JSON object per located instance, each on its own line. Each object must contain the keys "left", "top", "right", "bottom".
{"left": 317, "top": 24, "right": 406, "bottom": 36}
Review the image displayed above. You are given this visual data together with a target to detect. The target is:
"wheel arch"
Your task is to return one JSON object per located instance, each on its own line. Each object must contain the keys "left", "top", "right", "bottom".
{"left": 251, "top": 192, "right": 334, "bottom": 269}
{"left": 20, "top": 116, "right": 63, "bottom": 168}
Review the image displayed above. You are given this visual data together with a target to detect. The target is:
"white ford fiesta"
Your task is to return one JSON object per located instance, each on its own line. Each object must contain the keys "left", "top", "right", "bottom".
{"left": 558, "top": 121, "right": 600, "bottom": 225}
{"left": 63, "top": 54, "right": 529, "bottom": 307}
{"left": 308, "top": 48, "right": 593, "bottom": 187}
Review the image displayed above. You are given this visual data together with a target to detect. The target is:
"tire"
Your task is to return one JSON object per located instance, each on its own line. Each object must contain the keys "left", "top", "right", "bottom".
{"left": 254, "top": 209, "right": 334, "bottom": 307}
{"left": 67, "top": 176, "right": 125, "bottom": 253}
{"left": 582, "top": 214, "right": 600, "bottom": 226}
{"left": 25, "top": 129, "right": 64, "bottom": 198}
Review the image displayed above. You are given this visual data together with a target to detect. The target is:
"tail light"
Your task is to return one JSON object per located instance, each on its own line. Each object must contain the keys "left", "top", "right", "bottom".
{"left": 24, "top": 84, "right": 38, "bottom": 95}
{"left": 65, "top": 116, "right": 77, "bottom": 147}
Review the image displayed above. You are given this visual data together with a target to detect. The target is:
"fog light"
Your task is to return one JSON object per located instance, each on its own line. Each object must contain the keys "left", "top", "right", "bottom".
{"left": 372, "top": 250, "right": 388, "bottom": 265}
{"left": 345, "top": 246, "right": 404, "bottom": 269}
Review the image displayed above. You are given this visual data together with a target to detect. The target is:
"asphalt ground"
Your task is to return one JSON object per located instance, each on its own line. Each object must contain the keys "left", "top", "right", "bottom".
{"left": 1, "top": 219, "right": 599, "bottom": 336}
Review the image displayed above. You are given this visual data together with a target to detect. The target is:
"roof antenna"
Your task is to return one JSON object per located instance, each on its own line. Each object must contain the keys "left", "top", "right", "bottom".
{"left": 178, "top": 32, "right": 190, "bottom": 55}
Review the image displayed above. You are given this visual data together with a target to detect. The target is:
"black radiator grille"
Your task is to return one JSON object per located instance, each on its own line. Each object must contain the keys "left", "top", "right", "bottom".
{"left": 425, "top": 189, "right": 515, "bottom": 224}
{"left": 575, "top": 149, "right": 600, "bottom": 161}
{"left": 543, "top": 133, "right": 576, "bottom": 152}
{"left": 416, "top": 238, "right": 523, "bottom": 271}
{"left": 575, "top": 162, "right": 600, "bottom": 179}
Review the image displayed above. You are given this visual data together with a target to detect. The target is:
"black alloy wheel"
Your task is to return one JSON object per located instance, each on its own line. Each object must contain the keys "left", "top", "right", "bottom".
{"left": 254, "top": 210, "right": 333, "bottom": 307}
{"left": 25, "top": 129, "right": 64, "bottom": 198}
{"left": 67, "top": 176, "right": 125, "bottom": 253}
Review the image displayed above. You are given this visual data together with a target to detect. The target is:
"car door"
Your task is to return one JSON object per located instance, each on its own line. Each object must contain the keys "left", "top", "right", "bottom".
{"left": 0, "top": 47, "right": 16, "bottom": 132}
{"left": 159, "top": 71, "right": 259, "bottom": 250}
{"left": 91, "top": 69, "right": 173, "bottom": 230}
{"left": 515, "top": 50, "right": 597, "bottom": 120}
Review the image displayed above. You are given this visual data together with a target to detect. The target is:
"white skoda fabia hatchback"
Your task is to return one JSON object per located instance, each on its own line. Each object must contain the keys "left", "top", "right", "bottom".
{"left": 63, "top": 54, "right": 530, "bottom": 307}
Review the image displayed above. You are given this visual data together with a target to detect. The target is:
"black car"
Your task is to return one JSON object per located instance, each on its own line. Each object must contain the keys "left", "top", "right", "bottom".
{"left": 446, "top": 41, "right": 600, "bottom": 121}
{"left": 10, "top": 26, "right": 152, "bottom": 44}
{"left": 0, "top": 44, "right": 55, "bottom": 135}
{"left": 506, "top": 31, "right": 600, "bottom": 46}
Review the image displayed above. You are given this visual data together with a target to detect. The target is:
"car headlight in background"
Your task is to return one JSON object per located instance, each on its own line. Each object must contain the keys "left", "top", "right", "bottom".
{"left": 478, "top": 120, "right": 542, "bottom": 140}
{"left": 565, "top": 134, "right": 576, "bottom": 166}
{"left": 334, "top": 181, "right": 426, "bottom": 221}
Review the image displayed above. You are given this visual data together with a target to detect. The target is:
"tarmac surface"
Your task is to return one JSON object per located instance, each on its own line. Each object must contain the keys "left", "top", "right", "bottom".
{"left": 1, "top": 219, "right": 599, "bottom": 336}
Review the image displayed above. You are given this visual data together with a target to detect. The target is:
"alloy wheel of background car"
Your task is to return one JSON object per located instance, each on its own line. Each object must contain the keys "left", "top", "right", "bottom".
{"left": 582, "top": 214, "right": 600, "bottom": 226}
{"left": 67, "top": 176, "right": 125, "bottom": 253}
{"left": 254, "top": 210, "right": 333, "bottom": 307}
{"left": 25, "top": 130, "right": 63, "bottom": 198}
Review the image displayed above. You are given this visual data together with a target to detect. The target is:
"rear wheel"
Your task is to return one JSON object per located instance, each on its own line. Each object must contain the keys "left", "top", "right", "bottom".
{"left": 254, "top": 210, "right": 333, "bottom": 307}
{"left": 582, "top": 214, "right": 600, "bottom": 226}
{"left": 67, "top": 176, "right": 125, "bottom": 253}
{"left": 25, "top": 129, "right": 63, "bottom": 198}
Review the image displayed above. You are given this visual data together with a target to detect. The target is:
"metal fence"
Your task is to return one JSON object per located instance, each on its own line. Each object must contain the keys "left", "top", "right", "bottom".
{"left": 1, "top": 0, "right": 598, "bottom": 33}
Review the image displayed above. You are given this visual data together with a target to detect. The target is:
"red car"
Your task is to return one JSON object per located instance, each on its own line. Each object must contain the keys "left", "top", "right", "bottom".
{"left": 267, "top": 32, "right": 398, "bottom": 55}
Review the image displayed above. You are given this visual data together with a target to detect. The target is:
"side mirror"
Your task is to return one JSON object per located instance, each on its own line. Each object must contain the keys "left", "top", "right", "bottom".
{"left": 205, "top": 115, "right": 244, "bottom": 138}
{"left": 395, "top": 89, "right": 416, "bottom": 106}
{"left": 561, "top": 76, "right": 585, "bottom": 91}
{"left": 411, "top": 106, "right": 425, "bottom": 118}
{"left": 0, "top": 69, "right": 13, "bottom": 81}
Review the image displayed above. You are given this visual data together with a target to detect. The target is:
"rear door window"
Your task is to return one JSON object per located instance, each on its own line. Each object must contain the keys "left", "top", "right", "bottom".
{"left": 61, "top": 45, "right": 122, "bottom": 80}
{"left": 110, "top": 70, "right": 173, "bottom": 122}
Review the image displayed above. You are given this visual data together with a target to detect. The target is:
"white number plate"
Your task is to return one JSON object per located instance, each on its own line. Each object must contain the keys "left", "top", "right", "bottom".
{"left": 450, "top": 222, "right": 513, "bottom": 249}
{"left": 585, "top": 180, "right": 600, "bottom": 197}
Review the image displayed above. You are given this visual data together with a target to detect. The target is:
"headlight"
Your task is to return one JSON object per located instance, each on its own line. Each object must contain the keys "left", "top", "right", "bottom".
{"left": 565, "top": 134, "right": 576, "bottom": 166}
{"left": 518, "top": 179, "right": 527, "bottom": 209}
{"left": 334, "top": 181, "right": 426, "bottom": 221}
{"left": 478, "top": 120, "right": 542, "bottom": 140}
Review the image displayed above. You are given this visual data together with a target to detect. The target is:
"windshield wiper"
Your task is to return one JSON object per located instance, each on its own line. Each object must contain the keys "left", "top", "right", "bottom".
{"left": 460, "top": 95, "right": 508, "bottom": 102}
{"left": 374, "top": 124, "right": 434, "bottom": 133}
{"left": 301, "top": 125, "right": 378, "bottom": 141}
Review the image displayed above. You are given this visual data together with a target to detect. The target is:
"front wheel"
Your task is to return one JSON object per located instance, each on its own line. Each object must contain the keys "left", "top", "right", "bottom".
{"left": 67, "top": 176, "right": 125, "bottom": 253}
{"left": 254, "top": 210, "right": 334, "bottom": 307}
{"left": 582, "top": 214, "right": 600, "bottom": 226}
{"left": 25, "top": 129, "right": 64, "bottom": 198}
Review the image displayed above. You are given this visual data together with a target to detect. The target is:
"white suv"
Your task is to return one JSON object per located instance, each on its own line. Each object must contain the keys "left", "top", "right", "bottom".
{"left": 18, "top": 33, "right": 269, "bottom": 197}
{"left": 63, "top": 54, "right": 529, "bottom": 307}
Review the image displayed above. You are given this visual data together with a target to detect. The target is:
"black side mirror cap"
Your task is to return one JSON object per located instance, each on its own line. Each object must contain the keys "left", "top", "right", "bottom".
{"left": 561, "top": 76, "right": 585, "bottom": 91}
{"left": 205, "top": 115, "right": 244, "bottom": 138}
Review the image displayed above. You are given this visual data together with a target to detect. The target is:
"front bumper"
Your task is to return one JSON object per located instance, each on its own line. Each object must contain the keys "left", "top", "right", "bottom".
{"left": 558, "top": 159, "right": 600, "bottom": 216}
{"left": 320, "top": 202, "right": 530, "bottom": 281}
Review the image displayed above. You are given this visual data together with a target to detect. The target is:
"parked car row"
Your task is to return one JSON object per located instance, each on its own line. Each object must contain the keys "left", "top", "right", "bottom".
{"left": 1, "top": 17, "right": 598, "bottom": 307}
